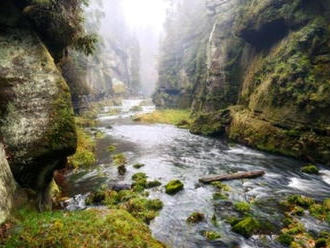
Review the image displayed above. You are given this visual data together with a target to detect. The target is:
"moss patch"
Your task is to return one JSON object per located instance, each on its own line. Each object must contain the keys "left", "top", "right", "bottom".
{"left": 231, "top": 216, "right": 261, "bottom": 238}
{"left": 165, "top": 180, "right": 184, "bottom": 195}
{"left": 133, "top": 109, "right": 191, "bottom": 128}
{"left": 67, "top": 127, "right": 96, "bottom": 168}
{"left": 301, "top": 164, "right": 319, "bottom": 174}
{"left": 1, "top": 208, "right": 164, "bottom": 247}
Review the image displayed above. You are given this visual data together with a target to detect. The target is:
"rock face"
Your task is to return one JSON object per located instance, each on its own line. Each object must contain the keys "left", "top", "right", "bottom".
{"left": 0, "top": 143, "right": 16, "bottom": 224}
{"left": 156, "top": 0, "right": 330, "bottom": 165}
{"left": 0, "top": 27, "right": 77, "bottom": 192}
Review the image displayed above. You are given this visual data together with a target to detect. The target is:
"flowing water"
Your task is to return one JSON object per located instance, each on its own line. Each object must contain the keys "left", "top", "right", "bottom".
{"left": 65, "top": 99, "right": 330, "bottom": 248}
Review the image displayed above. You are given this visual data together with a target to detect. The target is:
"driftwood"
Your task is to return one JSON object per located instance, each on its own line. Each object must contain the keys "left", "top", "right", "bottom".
{"left": 199, "top": 170, "right": 265, "bottom": 184}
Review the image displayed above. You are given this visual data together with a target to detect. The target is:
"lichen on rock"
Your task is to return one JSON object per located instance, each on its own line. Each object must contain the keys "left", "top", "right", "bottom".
{"left": 0, "top": 27, "right": 76, "bottom": 195}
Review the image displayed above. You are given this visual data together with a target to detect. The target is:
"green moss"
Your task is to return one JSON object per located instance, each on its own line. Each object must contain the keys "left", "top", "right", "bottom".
{"left": 277, "top": 233, "right": 294, "bottom": 246}
{"left": 133, "top": 163, "right": 145, "bottom": 169}
{"left": 132, "top": 173, "right": 147, "bottom": 181}
{"left": 287, "top": 195, "right": 315, "bottom": 208}
{"left": 202, "top": 231, "right": 221, "bottom": 241}
{"left": 122, "top": 198, "right": 163, "bottom": 224}
{"left": 323, "top": 198, "right": 330, "bottom": 211}
{"left": 67, "top": 127, "right": 96, "bottom": 168}
{"left": 190, "top": 109, "right": 231, "bottom": 136}
{"left": 291, "top": 206, "right": 305, "bottom": 216}
{"left": 231, "top": 217, "right": 261, "bottom": 238}
{"left": 165, "top": 180, "right": 184, "bottom": 195}
{"left": 2, "top": 208, "right": 164, "bottom": 247}
{"left": 145, "top": 180, "right": 162, "bottom": 189}
{"left": 133, "top": 109, "right": 191, "bottom": 127}
{"left": 309, "top": 203, "right": 329, "bottom": 221}
{"left": 112, "top": 153, "right": 127, "bottom": 166}
{"left": 212, "top": 192, "right": 229, "bottom": 200}
{"left": 186, "top": 212, "right": 205, "bottom": 224}
{"left": 234, "top": 202, "right": 251, "bottom": 213}
{"left": 301, "top": 164, "right": 319, "bottom": 174}
{"left": 108, "top": 145, "right": 117, "bottom": 153}
{"left": 315, "top": 238, "right": 327, "bottom": 248}
{"left": 211, "top": 181, "right": 231, "bottom": 191}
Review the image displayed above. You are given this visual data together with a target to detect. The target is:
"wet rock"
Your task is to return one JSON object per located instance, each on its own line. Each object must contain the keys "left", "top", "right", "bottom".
{"left": 118, "top": 165, "right": 127, "bottom": 175}
{"left": 111, "top": 184, "right": 131, "bottom": 192}
{"left": 186, "top": 212, "right": 205, "bottom": 224}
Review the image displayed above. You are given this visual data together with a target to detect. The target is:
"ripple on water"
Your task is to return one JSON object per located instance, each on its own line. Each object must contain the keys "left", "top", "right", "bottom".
{"left": 66, "top": 99, "right": 330, "bottom": 248}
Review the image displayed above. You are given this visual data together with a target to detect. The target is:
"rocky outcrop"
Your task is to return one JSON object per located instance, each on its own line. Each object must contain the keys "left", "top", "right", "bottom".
{"left": 0, "top": 143, "right": 16, "bottom": 224}
{"left": 157, "top": 0, "right": 330, "bottom": 165}
{"left": 153, "top": 0, "right": 209, "bottom": 109}
{"left": 0, "top": 27, "right": 77, "bottom": 192}
{"left": 0, "top": 0, "right": 77, "bottom": 208}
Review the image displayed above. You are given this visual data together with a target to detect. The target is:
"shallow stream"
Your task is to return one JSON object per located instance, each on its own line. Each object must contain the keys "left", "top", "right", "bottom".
{"left": 65, "top": 99, "right": 330, "bottom": 248}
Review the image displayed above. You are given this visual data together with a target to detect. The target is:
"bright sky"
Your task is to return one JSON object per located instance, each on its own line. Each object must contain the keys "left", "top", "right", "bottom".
{"left": 121, "top": 0, "right": 169, "bottom": 31}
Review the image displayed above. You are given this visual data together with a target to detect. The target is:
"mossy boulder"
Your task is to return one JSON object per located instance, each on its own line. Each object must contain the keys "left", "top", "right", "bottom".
{"left": 0, "top": 28, "right": 76, "bottom": 194}
{"left": 234, "top": 201, "right": 251, "bottom": 213}
{"left": 231, "top": 217, "right": 261, "bottom": 238}
{"left": 165, "top": 180, "right": 184, "bottom": 195}
{"left": 301, "top": 165, "right": 319, "bottom": 174}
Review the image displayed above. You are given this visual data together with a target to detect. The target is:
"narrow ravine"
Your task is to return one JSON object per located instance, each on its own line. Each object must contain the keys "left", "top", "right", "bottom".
{"left": 65, "top": 99, "right": 330, "bottom": 248}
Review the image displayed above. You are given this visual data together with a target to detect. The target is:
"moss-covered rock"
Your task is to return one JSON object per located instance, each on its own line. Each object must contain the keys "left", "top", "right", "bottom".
{"left": 231, "top": 217, "right": 261, "bottom": 238}
{"left": 133, "top": 163, "right": 145, "bottom": 169}
{"left": 301, "top": 165, "right": 319, "bottom": 174}
{"left": 0, "top": 28, "right": 76, "bottom": 194}
{"left": 165, "top": 180, "right": 184, "bottom": 195}
{"left": 234, "top": 201, "right": 251, "bottom": 213}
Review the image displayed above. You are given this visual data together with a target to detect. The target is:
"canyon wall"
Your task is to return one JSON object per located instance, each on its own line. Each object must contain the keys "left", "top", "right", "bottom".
{"left": 155, "top": 0, "right": 330, "bottom": 165}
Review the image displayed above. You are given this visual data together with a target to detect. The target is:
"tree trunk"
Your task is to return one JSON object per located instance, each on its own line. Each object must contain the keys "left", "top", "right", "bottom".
{"left": 199, "top": 170, "right": 265, "bottom": 184}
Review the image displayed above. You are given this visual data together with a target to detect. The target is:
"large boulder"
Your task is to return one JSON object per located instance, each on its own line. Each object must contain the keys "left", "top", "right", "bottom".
{"left": 0, "top": 27, "right": 77, "bottom": 196}
{"left": 0, "top": 143, "right": 16, "bottom": 224}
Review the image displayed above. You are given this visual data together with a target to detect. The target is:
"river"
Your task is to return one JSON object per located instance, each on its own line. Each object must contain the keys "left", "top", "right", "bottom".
{"left": 65, "top": 99, "right": 330, "bottom": 248}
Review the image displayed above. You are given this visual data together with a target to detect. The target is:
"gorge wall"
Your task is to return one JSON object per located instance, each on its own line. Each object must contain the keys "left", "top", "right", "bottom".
{"left": 155, "top": 0, "right": 330, "bottom": 165}
{"left": 0, "top": 0, "right": 79, "bottom": 220}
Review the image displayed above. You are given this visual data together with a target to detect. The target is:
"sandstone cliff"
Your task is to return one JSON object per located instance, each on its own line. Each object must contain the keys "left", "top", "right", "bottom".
{"left": 0, "top": 0, "right": 77, "bottom": 214}
{"left": 155, "top": 0, "right": 330, "bottom": 165}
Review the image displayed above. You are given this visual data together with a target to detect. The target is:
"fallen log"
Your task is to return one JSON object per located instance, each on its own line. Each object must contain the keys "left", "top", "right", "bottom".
{"left": 199, "top": 170, "right": 265, "bottom": 184}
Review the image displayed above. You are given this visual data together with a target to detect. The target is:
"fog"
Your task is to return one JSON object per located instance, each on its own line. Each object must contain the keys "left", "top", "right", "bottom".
{"left": 85, "top": 0, "right": 171, "bottom": 96}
